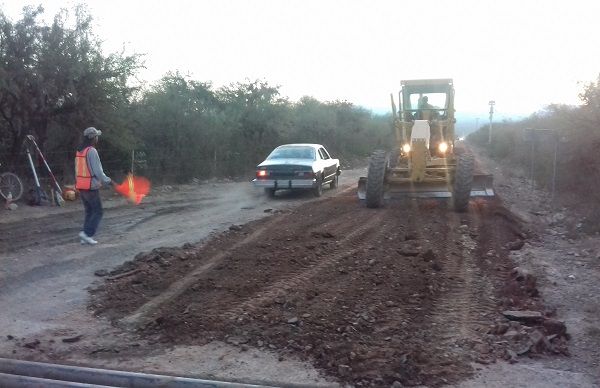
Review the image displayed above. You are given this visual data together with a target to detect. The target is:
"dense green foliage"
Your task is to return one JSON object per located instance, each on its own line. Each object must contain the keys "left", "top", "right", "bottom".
{"left": 0, "top": 5, "right": 140, "bottom": 176}
{"left": 468, "top": 76, "right": 600, "bottom": 201}
{"left": 129, "top": 76, "right": 391, "bottom": 183}
{"left": 0, "top": 6, "right": 392, "bottom": 185}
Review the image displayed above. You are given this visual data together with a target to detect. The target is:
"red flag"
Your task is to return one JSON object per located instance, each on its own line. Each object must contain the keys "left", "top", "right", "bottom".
{"left": 114, "top": 174, "right": 151, "bottom": 205}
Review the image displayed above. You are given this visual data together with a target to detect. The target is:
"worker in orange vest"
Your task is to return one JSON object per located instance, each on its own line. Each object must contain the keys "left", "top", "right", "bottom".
{"left": 75, "top": 127, "right": 113, "bottom": 245}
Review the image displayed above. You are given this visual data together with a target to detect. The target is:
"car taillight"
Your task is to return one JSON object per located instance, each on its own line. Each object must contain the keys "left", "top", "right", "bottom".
{"left": 256, "top": 170, "right": 268, "bottom": 178}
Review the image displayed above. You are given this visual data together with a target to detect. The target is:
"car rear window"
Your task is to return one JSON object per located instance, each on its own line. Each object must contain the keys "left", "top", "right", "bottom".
{"left": 267, "top": 146, "right": 316, "bottom": 160}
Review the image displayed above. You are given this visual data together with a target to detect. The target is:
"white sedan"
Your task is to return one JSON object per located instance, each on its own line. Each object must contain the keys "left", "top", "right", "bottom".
{"left": 253, "top": 144, "right": 341, "bottom": 197}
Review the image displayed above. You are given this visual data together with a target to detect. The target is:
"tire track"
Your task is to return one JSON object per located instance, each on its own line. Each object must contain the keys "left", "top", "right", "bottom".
{"left": 426, "top": 208, "right": 500, "bottom": 345}
{"left": 119, "top": 214, "right": 290, "bottom": 328}
{"left": 222, "top": 210, "right": 386, "bottom": 321}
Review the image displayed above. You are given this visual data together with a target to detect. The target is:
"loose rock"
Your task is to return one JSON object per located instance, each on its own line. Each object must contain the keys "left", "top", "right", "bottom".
{"left": 62, "top": 335, "right": 83, "bottom": 343}
{"left": 502, "top": 310, "right": 544, "bottom": 324}
{"left": 338, "top": 364, "right": 351, "bottom": 376}
{"left": 23, "top": 339, "right": 40, "bottom": 349}
{"left": 421, "top": 249, "right": 436, "bottom": 261}
{"left": 529, "top": 329, "right": 552, "bottom": 353}
{"left": 398, "top": 246, "right": 420, "bottom": 257}
{"left": 542, "top": 318, "right": 567, "bottom": 337}
{"left": 94, "top": 269, "right": 109, "bottom": 277}
{"left": 226, "top": 336, "right": 248, "bottom": 345}
{"left": 507, "top": 239, "right": 525, "bottom": 251}
{"left": 506, "top": 349, "right": 519, "bottom": 363}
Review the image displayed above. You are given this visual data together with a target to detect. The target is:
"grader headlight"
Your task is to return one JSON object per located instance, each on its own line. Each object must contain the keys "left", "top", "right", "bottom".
{"left": 438, "top": 142, "right": 448, "bottom": 153}
{"left": 402, "top": 143, "right": 411, "bottom": 153}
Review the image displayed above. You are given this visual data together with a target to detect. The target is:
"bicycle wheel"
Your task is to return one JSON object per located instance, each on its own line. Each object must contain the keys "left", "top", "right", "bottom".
{"left": 0, "top": 172, "right": 24, "bottom": 201}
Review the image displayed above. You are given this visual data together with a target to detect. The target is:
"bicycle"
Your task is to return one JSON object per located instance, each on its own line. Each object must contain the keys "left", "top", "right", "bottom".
{"left": 0, "top": 163, "right": 24, "bottom": 201}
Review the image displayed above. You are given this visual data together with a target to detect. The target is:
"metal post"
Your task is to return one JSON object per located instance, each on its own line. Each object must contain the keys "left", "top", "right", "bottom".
{"left": 488, "top": 101, "right": 495, "bottom": 145}
{"left": 213, "top": 148, "right": 218, "bottom": 176}
{"left": 25, "top": 148, "right": 41, "bottom": 188}
{"left": 551, "top": 138, "right": 558, "bottom": 201}
{"left": 530, "top": 139, "right": 535, "bottom": 190}
{"left": 131, "top": 150, "right": 135, "bottom": 175}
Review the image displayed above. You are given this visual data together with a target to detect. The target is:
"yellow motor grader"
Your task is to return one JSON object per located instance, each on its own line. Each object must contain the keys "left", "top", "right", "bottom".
{"left": 358, "top": 79, "right": 494, "bottom": 211}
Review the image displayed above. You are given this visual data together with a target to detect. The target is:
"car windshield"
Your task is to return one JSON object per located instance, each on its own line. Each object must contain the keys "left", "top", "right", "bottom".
{"left": 267, "top": 146, "right": 316, "bottom": 160}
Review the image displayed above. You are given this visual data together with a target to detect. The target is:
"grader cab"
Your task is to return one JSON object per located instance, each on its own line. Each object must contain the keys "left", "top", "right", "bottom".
{"left": 357, "top": 79, "right": 494, "bottom": 211}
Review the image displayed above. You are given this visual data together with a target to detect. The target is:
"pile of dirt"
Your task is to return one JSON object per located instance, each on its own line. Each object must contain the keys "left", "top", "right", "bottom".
{"left": 486, "top": 267, "right": 570, "bottom": 360}
{"left": 89, "top": 192, "right": 566, "bottom": 387}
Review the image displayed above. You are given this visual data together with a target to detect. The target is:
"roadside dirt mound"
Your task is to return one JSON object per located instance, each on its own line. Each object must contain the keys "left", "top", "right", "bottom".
{"left": 90, "top": 192, "right": 566, "bottom": 387}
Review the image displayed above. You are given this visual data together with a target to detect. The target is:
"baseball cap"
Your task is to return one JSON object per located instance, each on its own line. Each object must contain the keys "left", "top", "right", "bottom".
{"left": 83, "top": 127, "right": 102, "bottom": 138}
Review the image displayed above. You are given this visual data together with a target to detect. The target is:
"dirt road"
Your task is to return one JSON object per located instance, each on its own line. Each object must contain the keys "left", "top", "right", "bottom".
{"left": 0, "top": 160, "right": 595, "bottom": 387}
{"left": 87, "top": 190, "right": 533, "bottom": 387}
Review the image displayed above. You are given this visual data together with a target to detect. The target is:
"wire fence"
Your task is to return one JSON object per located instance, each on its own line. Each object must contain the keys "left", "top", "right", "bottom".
{"left": 1, "top": 149, "right": 261, "bottom": 192}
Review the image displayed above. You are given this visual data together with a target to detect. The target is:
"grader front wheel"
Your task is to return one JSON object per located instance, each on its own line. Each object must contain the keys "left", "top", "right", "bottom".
{"left": 366, "top": 150, "right": 387, "bottom": 208}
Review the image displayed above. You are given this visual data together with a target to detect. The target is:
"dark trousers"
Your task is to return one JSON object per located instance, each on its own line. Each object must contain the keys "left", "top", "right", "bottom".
{"left": 80, "top": 190, "right": 103, "bottom": 237}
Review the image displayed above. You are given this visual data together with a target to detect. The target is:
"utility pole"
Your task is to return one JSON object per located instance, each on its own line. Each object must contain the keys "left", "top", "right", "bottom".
{"left": 488, "top": 100, "right": 495, "bottom": 144}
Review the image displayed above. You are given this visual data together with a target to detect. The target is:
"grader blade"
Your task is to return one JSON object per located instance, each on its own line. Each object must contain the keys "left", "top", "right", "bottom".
{"left": 470, "top": 174, "right": 495, "bottom": 197}
{"left": 357, "top": 174, "right": 494, "bottom": 200}
{"left": 357, "top": 177, "right": 451, "bottom": 199}
{"left": 387, "top": 181, "right": 453, "bottom": 198}
{"left": 357, "top": 177, "right": 367, "bottom": 200}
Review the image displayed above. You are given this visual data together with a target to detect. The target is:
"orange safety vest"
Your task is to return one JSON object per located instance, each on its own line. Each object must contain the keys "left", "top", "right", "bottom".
{"left": 75, "top": 146, "right": 93, "bottom": 190}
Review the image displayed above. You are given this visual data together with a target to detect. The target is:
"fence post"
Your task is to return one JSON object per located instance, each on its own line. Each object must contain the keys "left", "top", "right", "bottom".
{"left": 551, "top": 138, "right": 558, "bottom": 202}
{"left": 530, "top": 140, "right": 535, "bottom": 190}
{"left": 213, "top": 149, "right": 217, "bottom": 176}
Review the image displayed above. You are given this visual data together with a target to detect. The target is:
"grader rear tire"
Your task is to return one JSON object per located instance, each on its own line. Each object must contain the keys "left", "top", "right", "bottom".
{"left": 366, "top": 150, "right": 387, "bottom": 208}
{"left": 453, "top": 152, "right": 474, "bottom": 212}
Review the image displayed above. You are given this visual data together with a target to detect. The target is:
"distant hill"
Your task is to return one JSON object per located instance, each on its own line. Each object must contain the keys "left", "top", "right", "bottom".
{"left": 455, "top": 113, "right": 527, "bottom": 137}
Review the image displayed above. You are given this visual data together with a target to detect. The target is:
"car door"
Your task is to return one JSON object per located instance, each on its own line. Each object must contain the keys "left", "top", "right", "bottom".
{"left": 318, "top": 147, "right": 336, "bottom": 180}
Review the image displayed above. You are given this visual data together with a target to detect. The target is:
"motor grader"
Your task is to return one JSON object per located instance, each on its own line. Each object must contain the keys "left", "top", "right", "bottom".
{"left": 357, "top": 79, "right": 494, "bottom": 211}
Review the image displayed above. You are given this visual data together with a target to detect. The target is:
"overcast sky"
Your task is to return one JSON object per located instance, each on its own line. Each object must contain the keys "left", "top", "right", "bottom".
{"left": 2, "top": 0, "right": 599, "bottom": 119}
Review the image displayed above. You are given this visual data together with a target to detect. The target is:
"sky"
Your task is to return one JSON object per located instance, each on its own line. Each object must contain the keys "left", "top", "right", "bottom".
{"left": 2, "top": 0, "right": 599, "bottom": 121}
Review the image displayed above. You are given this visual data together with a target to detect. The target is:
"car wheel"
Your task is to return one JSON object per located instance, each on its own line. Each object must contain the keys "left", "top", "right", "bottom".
{"left": 329, "top": 174, "right": 338, "bottom": 189}
{"left": 264, "top": 188, "right": 276, "bottom": 198}
{"left": 313, "top": 177, "right": 323, "bottom": 197}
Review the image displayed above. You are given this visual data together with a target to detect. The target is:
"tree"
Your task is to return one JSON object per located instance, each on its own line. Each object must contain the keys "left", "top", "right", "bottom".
{"left": 579, "top": 74, "right": 600, "bottom": 127}
{"left": 0, "top": 5, "right": 140, "bottom": 174}
{"left": 132, "top": 73, "right": 223, "bottom": 181}
{"left": 218, "top": 80, "right": 292, "bottom": 166}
